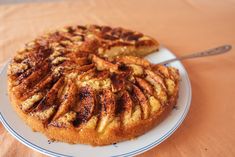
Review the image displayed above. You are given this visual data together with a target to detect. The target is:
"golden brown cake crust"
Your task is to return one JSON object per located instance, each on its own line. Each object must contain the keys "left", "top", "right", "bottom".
{"left": 7, "top": 24, "right": 179, "bottom": 146}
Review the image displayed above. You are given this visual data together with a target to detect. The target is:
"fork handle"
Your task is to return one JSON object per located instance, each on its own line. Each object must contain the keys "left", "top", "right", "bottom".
{"left": 158, "top": 45, "right": 232, "bottom": 65}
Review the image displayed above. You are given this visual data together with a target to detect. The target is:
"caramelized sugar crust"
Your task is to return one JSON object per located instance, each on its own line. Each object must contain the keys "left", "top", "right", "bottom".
{"left": 7, "top": 25, "right": 179, "bottom": 145}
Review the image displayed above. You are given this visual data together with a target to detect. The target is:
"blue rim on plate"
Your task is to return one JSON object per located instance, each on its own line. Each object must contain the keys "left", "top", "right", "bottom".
{"left": 0, "top": 52, "right": 192, "bottom": 157}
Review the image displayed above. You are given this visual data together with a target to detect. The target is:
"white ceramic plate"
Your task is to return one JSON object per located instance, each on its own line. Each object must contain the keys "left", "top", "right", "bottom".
{"left": 0, "top": 47, "right": 191, "bottom": 157}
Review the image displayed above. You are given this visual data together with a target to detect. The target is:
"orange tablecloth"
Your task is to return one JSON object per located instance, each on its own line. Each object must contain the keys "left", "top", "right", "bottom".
{"left": 0, "top": 0, "right": 235, "bottom": 156}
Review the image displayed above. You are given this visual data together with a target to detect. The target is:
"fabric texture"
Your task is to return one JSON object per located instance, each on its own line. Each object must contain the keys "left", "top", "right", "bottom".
{"left": 0, "top": 0, "right": 235, "bottom": 156}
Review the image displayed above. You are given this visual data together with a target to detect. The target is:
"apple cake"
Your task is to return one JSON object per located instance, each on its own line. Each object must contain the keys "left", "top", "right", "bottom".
{"left": 7, "top": 25, "right": 179, "bottom": 146}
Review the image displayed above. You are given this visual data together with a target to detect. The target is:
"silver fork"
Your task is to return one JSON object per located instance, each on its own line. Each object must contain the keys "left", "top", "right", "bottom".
{"left": 157, "top": 45, "right": 232, "bottom": 65}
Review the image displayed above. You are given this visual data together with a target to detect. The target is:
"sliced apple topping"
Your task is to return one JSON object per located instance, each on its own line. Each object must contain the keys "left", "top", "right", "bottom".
{"left": 53, "top": 111, "right": 77, "bottom": 127}
{"left": 123, "top": 105, "right": 141, "bottom": 126}
{"left": 132, "top": 85, "right": 150, "bottom": 119}
{"left": 148, "top": 96, "right": 161, "bottom": 114}
{"left": 75, "top": 64, "right": 95, "bottom": 74}
{"left": 73, "top": 86, "right": 95, "bottom": 125}
{"left": 145, "top": 70, "right": 168, "bottom": 104}
{"left": 33, "top": 77, "right": 64, "bottom": 116}
{"left": 52, "top": 56, "right": 70, "bottom": 65}
{"left": 165, "top": 79, "right": 176, "bottom": 96}
{"left": 119, "top": 91, "right": 133, "bottom": 124}
{"left": 17, "top": 62, "right": 50, "bottom": 89}
{"left": 76, "top": 57, "right": 89, "bottom": 66}
{"left": 53, "top": 80, "right": 77, "bottom": 120}
{"left": 9, "top": 62, "right": 29, "bottom": 76}
{"left": 32, "top": 105, "right": 56, "bottom": 121}
{"left": 136, "top": 77, "right": 154, "bottom": 95}
{"left": 21, "top": 93, "right": 43, "bottom": 112}
{"left": 110, "top": 73, "right": 127, "bottom": 92}
{"left": 128, "top": 64, "right": 143, "bottom": 76}
{"left": 80, "top": 78, "right": 111, "bottom": 90}
{"left": 116, "top": 56, "right": 150, "bottom": 67}
{"left": 145, "top": 70, "right": 166, "bottom": 90}
{"left": 97, "top": 89, "right": 116, "bottom": 133}
{"left": 91, "top": 54, "right": 118, "bottom": 72}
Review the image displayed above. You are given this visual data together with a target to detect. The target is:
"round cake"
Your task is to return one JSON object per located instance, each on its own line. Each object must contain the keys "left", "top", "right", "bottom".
{"left": 7, "top": 25, "right": 179, "bottom": 146}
